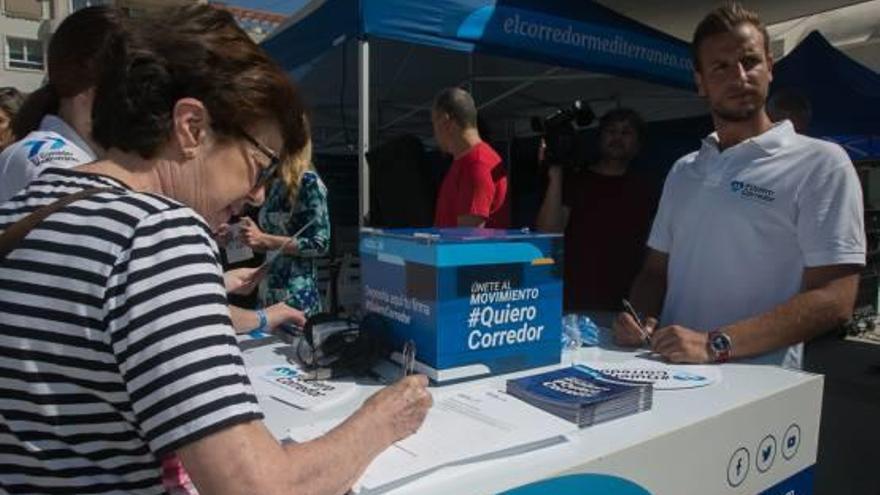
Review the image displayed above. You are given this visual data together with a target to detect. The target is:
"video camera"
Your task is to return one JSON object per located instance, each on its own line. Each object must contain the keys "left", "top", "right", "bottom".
{"left": 531, "top": 100, "right": 595, "bottom": 167}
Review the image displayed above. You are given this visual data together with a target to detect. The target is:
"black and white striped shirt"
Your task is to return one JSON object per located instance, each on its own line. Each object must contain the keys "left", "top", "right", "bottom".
{"left": 0, "top": 168, "right": 263, "bottom": 494}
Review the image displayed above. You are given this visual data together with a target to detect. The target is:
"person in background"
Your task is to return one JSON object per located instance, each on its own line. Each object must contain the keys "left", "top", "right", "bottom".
{"left": 236, "top": 130, "right": 331, "bottom": 318}
{"left": 0, "top": 6, "right": 127, "bottom": 203}
{"left": 432, "top": 87, "right": 509, "bottom": 228}
{"left": 535, "top": 108, "right": 657, "bottom": 319}
{"left": 0, "top": 6, "right": 431, "bottom": 494}
{"left": 613, "top": 2, "right": 864, "bottom": 368}
{"left": 767, "top": 88, "right": 812, "bottom": 133}
{"left": 0, "top": 87, "right": 25, "bottom": 150}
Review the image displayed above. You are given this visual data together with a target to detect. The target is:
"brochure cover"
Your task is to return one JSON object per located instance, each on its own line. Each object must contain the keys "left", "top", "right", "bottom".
{"left": 582, "top": 360, "right": 721, "bottom": 390}
{"left": 252, "top": 364, "right": 357, "bottom": 410}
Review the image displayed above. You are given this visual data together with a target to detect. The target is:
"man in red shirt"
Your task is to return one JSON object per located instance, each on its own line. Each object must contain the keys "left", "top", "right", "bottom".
{"left": 536, "top": 108, "right": 657, "bottom": 313}
{"left": 432, "top": 87, "right": 508, "bottom": 228}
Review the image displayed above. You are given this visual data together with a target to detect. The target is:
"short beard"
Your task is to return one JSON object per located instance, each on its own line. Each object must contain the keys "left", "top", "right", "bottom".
{"left": 712, "top": 103, "right": 762, "bottom": 123}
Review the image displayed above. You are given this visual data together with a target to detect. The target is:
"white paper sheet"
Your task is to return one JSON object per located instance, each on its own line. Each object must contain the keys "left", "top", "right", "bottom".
{"left": 224, "top": 223, "right": 254, "bottom": 264}
{"left": 287, "top": 383, "right": 574, "bottom": 493}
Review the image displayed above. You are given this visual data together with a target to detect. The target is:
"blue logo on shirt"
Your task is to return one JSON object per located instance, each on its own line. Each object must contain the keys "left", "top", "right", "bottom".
{"left": 23, "top": 137, "right": 66, "bottom": 159}
{"left": 730, "top": 180, "right": 775, "bottom": 203}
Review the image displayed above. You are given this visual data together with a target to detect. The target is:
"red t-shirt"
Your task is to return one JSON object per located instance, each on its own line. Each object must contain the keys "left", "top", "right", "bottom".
{"left": 434, "top": 142, "right": 509, "bottom": 228}
{"left": 562, "top": 168, "right": 658, "bottom": 311}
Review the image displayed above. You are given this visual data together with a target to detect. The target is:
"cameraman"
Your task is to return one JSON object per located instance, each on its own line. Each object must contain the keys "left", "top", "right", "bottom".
{"left": 536, "top": 108, "right": 657, "bottom": 317}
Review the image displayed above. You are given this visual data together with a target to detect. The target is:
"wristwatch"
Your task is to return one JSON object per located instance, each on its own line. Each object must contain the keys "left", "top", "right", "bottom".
{"left": 707, "top": 330, "right": 732, "bottom": 363}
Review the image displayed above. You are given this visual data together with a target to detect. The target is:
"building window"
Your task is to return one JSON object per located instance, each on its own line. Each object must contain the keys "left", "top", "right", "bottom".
{"left": 70, "top": 0, "right": 111, "bottom": 12}
{"left": 3, "top": 0, "right": 44, "bottom": 20}
{"left": 6, "top": 37, "right": 44, "bottom": 70}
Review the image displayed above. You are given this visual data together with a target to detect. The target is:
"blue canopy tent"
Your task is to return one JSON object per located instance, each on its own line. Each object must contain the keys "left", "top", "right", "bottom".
{"left": 263, "top": 0, "right": 698, "bottom": 223}
{"left": 264, "top": 0, "right": 695, "bottom": 86}
{"left": 771, "top": 31, "right": 880, "bottom": 159}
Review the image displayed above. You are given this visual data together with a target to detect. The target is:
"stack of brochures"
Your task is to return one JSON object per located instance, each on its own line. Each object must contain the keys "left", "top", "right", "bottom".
{"left": 507, "top": 365, "right": 653, "bottom": 427}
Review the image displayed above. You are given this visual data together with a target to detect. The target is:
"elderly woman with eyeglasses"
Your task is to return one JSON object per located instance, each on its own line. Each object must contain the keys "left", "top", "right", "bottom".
{"left": 0, "top": 6, "right": 431, "bottom": 495}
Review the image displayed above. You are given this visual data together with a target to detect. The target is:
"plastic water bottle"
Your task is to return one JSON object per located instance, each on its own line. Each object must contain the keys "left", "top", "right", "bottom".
{"left": 561, "top": 315, "right": 582, "bottom": 350}
{"left": 561, "top": 314, "right": 600, "bottom": 349}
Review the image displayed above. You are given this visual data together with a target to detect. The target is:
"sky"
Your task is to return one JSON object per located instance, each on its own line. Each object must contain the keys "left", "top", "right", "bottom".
{"left": 214, "top": 0, "right": 309, "bottom": 15}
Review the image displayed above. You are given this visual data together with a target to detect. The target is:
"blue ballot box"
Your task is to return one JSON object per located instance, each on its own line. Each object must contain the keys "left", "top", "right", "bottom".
{"left": 360, "top": 228, "right": 563, "bottom": 382}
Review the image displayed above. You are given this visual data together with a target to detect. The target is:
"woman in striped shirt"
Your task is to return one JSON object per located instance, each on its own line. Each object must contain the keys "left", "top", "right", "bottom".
{"left": 0, "top": 5, "right": 431, "bottom": 495}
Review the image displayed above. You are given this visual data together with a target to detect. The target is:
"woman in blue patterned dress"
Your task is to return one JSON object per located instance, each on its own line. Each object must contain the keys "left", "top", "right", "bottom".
{"left": 240, "top": 136, "right": 330, "bottom": 317}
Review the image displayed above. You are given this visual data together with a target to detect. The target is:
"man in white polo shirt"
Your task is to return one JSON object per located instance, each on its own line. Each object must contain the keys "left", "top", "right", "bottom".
{"left": 612, "top": 2, "right": 865, "bottom": 368}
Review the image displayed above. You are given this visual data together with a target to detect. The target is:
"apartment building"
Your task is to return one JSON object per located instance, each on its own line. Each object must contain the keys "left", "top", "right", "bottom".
{"left": 0, "top": 0, "right": 205, "bottom": 93}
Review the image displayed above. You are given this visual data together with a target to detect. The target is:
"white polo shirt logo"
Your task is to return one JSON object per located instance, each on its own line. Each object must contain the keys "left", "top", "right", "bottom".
{"left": 730, "top": 180, "right": 776, "bottom": 203}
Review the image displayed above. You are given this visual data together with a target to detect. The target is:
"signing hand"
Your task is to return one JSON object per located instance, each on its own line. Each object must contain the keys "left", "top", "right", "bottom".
{"left": 650, "top": 325, "right": 711, "bottom": 364}
{"left": 223, "top": 265, "right": 267, "bottom": 295}
{"left": 612, "top": 312, "right": 657, "bottom": 347}
{"left": 361, "top": 375, "right": 432, "bottom": 444}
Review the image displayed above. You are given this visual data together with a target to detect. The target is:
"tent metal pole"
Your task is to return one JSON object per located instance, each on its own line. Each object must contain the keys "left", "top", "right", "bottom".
{"left": 373, "top": 67, "right": 560, "bottom": 133}
{"left": 376, "top": 75, "right": 470, "bottom": 131}
{"left": 477, "top": 67, "right": 562, "bottom": 111}
{"left": 358, "top": 38, "right": 370, "bottom": 226}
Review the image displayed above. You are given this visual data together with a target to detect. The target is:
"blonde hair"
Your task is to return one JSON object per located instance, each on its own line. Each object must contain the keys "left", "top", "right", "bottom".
{"left": 279, "top": 136, "right": 313, "bottom": 207}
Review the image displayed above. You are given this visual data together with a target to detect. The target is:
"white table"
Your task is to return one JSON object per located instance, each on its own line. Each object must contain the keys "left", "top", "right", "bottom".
{"left": 240, "top": 335, "right": 822, "bottom": 495}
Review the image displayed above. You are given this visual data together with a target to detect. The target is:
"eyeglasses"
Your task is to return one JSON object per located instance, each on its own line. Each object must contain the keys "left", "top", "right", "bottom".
{"left": 240, "top": 129, "right": 280, "bottom": 187}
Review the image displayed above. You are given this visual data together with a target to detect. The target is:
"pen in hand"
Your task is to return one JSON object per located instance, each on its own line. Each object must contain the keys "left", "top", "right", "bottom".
{"left": 401, "top": 340, "right": 416, "bottom": 379}
{"left": 622, "top": 298, "right": 652, "bottom": 345}
{"left": 262, "top": 217, "right": 317, "bottom": 268}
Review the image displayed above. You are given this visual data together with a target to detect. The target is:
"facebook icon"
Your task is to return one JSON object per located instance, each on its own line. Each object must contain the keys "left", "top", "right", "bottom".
{"left": 728, "top": 447, "right": 750, "bottom": 487}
